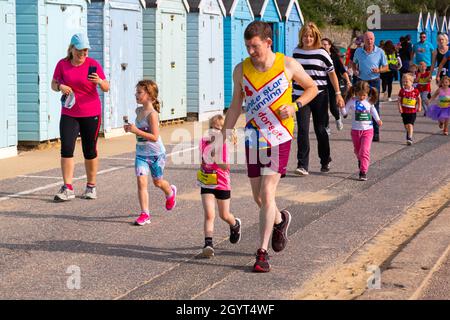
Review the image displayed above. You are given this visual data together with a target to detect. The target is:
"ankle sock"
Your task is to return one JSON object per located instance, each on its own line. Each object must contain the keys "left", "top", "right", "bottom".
{"left": 87, "top": 183, "right": 96, "bottom": 189}
{"left": 65, "top": 184, "right": 73, "bottom": 191}
{"left": 204, "top": 237, "right": 213, "bottom": 247}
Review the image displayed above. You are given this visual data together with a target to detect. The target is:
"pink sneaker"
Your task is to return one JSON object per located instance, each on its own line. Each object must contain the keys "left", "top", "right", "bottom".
{"left": 165, "top": 185, "right": 177, "bottom": 210}
{"left": 135, "top": 212, "right": 151, "bottom": 226}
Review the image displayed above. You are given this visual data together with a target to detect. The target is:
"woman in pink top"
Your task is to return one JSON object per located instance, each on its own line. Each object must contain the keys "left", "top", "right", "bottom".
{"left": 51, "top": 33, "right": 110, "bottom": 202}
{"left": 198, "top": 115, "right": 241, "bottom": 258}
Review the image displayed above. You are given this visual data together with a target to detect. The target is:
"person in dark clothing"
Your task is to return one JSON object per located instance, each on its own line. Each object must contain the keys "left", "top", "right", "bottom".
{"left": 399, "top": 35, "right": 413, "bottom": 88}
{"left": 381, "top": 40, "right": 402, "bottom": 101}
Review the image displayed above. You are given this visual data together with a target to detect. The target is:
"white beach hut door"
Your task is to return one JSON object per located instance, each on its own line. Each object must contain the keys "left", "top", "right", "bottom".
{"left": 209, "top": 14, "right": 222, "bottom": 111}
{"left": 47, "top": 4, "right": 82, "bottom": 139}
{"left": 110, "top": 8, "right": 141, "bottom": 129}
{"left": 0, "top": 1, "right": 7, "bottom": 148}
{"left": 160, "top": 13, "right": 185, "bottom": 120}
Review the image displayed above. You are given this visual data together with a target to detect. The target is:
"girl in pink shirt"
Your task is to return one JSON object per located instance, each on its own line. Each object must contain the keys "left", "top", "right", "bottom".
{"left": 198, "top": 115, "right": 241, "bottom": 257}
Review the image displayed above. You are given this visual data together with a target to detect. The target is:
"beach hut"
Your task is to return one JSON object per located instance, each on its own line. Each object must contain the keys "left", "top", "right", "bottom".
{"left": 88, "top": 0, "right": 144, "bottom": 136}
{"left": 438, "top": 16, "right": 448, "bottom": 36}
{"left": 370, "top": 13, "right": 424, "bottom": 45}
{"left": 424, "top": 12, "right": 432, "bottom": 43}
{"left": 431, "top": 11, "right": 439, "bottom": 49}
{"left": 16, "top": 0, "right": 89, "bottom": 142}
{"left": 222, "top": 0, "right": 254, "bottom": 108}
{"left": 143, "top": 0, "right": 189, "bottom": 122}
{"left": 186, "top": 0, "right": 226, "bottom": 121}
{"left": 250, "top": 0, "right": 283, "bottom": 53}
{"left": 0, "top": 0, "right": 17, "bottom": 158}
{"left": 277, "top": 0, "right": 303, "bottom": 57}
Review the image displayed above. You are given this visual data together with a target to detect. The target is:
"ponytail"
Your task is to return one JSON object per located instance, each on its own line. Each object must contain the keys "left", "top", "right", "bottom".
{"left": 153, "top": 99, "right": 161, "bottom": 113}
{"left": 368, "top": 87, "right": 379, "bottom": 105}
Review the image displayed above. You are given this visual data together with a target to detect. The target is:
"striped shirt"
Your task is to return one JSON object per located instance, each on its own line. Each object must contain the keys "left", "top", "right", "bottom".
{"left": 292, "top": 47, "right": 334, "bottom": 97}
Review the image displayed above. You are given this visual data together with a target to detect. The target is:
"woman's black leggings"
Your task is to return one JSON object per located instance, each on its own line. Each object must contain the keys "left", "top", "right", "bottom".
{"left": 295, "top": 91, "right": 331, "bottom": 170}
{"left": 381, "top": 71, "right": 395, "bottom": 97}
{"left": 60, "top": 114, "right": 101, "bottom": 159}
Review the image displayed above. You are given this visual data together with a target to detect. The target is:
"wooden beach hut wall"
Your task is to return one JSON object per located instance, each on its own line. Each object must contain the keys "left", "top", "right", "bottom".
{"left": 0, "top": 0, "right": 17, "bottom": 158}
{"left": 87, "top": 0, "right": 144, "bottom": 136}
{"left": 186, "top": 0, "right": 226, "bottom": 121}
{"left": 370, "top": 13, "right": 424, "bottom": 46}
{"left": 222, "top": 0, "right": 253, "bottom": 108}
{"left": 277, "top": 0, "right": 303, "bottom": 57}
{"left": 250, "top": 0, "right": 284, "bottom": 53}
{"left": 143, "top": 0, "right": 188, "bottom": 121}
{"left": 16, "top": 0, "right": 89, "bottom": 143}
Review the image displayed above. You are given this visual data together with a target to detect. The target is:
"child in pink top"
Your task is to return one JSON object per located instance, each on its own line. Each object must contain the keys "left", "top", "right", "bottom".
{"left": 198, "top": 115, "right": 241, "bottom": 258}
{"left": 427, "top": 76, "right": 450, "bottom": 135}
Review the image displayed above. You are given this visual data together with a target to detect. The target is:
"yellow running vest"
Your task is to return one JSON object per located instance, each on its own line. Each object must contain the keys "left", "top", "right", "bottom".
{"left": 243, "top": 53, "right": 294, "bottom": 149}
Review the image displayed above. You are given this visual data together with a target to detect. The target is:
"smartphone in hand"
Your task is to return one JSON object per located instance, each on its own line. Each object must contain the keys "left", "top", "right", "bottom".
{"left": 88, "top": 66, "right": 97, "bottom": 79}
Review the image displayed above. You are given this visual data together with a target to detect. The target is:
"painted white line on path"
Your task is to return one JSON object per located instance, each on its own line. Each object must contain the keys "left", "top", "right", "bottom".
{"left": 0, "top": 166, "right": 125, "bottom": 202}
{"left": 0, "top": 145, "right": 199, "bottom": 203}
{"left": 18, "top": 175, "right": 61, "bottom": 179}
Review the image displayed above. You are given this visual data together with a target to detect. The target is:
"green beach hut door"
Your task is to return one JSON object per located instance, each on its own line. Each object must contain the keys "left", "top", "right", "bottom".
{"left": 47, "top": 3, "right": 83, "bottom": 140}
{"left": 160, "top": 12, "right": 186, "bottom": 121}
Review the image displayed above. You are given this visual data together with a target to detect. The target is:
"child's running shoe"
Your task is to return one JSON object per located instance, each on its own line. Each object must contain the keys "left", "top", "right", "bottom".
{"left": 135, "top": 212, "right": 151, "bottom": 226}
{"left": 202, "top": 245, "right": 215, "bottom": 258}
{"left": 229, "top": 218, "right": 242, "bottom": 244}
{"left": 165, "top": 185, "right": 177, "bottom": 210}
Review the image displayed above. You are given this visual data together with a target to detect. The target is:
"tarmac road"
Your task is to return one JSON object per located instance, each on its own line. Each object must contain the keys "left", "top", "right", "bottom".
{"left": 1, "top": 98, "right": 450, "bottom": 300}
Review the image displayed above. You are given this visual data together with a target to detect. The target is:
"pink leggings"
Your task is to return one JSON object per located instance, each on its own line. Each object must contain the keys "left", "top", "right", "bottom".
{"left": 351, "top": 129, "right": 374, "bottom": 174}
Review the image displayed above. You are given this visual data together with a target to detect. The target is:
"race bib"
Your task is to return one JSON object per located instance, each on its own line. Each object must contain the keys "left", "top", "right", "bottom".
{"left": 355, "top": 112, "right": 372, "bottom": 121}
{"left": 439, "top": 96, "right": 450, "bottom": 108}
{"left": 197, "top": 169, "right": 218, "bottom": 187}
{"left": 418, "top": 78, "right": 429, "bottom": 84}
{"left": 402, "top": 97, "right": 416, "bottom": 108}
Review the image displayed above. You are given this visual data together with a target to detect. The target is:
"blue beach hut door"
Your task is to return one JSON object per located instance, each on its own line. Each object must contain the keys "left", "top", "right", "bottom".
{"left": 110, "top": 7, "right": 141, "bottom": 129}
{"left": 47, "top": 3, "right": 83, "bottom": 140}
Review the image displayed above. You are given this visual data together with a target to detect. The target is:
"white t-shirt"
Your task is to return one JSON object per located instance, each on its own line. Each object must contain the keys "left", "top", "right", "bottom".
{"left": 342, "top": 98, "right": 380, "bottom": 131}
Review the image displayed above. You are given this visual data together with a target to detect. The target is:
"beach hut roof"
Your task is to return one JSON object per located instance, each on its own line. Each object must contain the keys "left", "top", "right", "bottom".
{"left": 186, "top": 0, "right": 225, "bottom": 14}
{"left": 276, "top": 0, "right": 303, "bottom": 23}
{"left": 249, "top": 0, "right": 281, "bottom": 20}
{"left": 145, "top": 0, "right": 189, "bottom": 10}
{"left": 222, "top": 0, "right": 254, "bottom": 18}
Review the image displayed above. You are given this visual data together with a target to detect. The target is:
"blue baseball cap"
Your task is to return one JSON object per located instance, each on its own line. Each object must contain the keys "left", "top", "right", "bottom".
{"left": 70, "top": 33, "right": 91, "bottom": 50}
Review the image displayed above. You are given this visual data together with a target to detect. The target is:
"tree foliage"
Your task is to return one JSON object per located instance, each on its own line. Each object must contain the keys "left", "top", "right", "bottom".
{"left": 299, "top": 0, "right": 449, "bottom": 31}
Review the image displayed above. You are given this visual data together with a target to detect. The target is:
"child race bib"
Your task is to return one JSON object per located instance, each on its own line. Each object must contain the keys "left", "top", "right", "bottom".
{"left": 439, "top": 96, "right": 450, "bottom": 108}
{"left": 355, "top": 111, "right": 372, "bottom": 121}
{"left": 197, "top": 169, "right": 218, "bottom": 187}
{"left": 402, "top": 97, "right": 416, "bottom": 108}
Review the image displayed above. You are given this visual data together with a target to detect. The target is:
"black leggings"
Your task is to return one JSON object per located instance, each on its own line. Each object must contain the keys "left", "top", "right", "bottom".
{"left": 381, "top": 71, "right": 394, "bottom": 97}
{"left": 295, "top": 91, "right": 331, "bottom": 170}
{"left": 60, "top": 114, "right": 101, "bottom": 159}
{"left": 326, "top": 83, "right": 342, "bottom": 123}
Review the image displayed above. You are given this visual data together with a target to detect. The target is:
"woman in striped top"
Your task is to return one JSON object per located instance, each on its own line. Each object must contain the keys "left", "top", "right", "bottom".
{"left": 292, "top": 22, "right": 344, "bottom": 175}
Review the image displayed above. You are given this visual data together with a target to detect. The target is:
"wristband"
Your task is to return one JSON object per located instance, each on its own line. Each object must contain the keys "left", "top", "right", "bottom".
{"left": 296, "top": 101, "right": 303, "bottom": 110}
{"left": 335, "top": 91, "right": 342, "bottom": 95}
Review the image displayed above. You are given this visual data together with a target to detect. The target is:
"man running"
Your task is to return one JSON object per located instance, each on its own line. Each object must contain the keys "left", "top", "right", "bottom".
{"left": 223, "top": 21, "right": 318, "bottom": 272}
